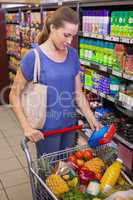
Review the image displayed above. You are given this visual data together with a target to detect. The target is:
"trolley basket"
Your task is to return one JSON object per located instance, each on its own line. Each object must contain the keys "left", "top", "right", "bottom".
{"left": 20, "top": 125, "right": 132, "bottom": 200}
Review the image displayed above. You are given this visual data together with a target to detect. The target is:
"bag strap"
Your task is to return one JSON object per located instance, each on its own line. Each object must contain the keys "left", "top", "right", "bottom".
{"left": 33, "top": 48, "right": 41, "bottom": 83}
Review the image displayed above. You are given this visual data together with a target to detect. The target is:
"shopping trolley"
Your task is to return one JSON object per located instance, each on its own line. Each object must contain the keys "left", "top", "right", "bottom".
{"left": 21, "top": 124, "right": 117, "bottom": 200}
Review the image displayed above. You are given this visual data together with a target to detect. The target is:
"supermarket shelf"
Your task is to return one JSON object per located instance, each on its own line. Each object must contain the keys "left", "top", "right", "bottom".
{"left": 84, "top": 86, "right": 115, "bottom": 102}
{"left": 79, "top": 31, "right": 133, "bottom": 44}
{"left": 85, "top": 86, "right": 133, "bottom": 117}
{"left": 80, "top": 59, "right": 133, "bottom": 81}
{"left": 115, "top": 100, "right": 133, "bottom": 118}
{"left": 115, "top": 134, "right": 133, "bottom": 150}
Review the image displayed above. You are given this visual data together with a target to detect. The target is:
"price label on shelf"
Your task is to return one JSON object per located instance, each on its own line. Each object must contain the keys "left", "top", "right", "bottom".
{"left": 80, "top": 60, "right": 86, "bottom": 65}
{"left": 112, "top": 70, "right": 122, "bottom": 77}
{"left": 99, "top": 92, "right": 106, "bottom": 98}
{"left": 123, "top": 73, "right": 133, "bottom": 81}
{"left": 120, "top": 37, "right": 130, "bottom": 44}
{"left": 91, "top": 88, "right": 97, "bottom": 94}
{"left": 86, "top": 61, "right": 91, "bottom": 66}
{"left": 91, "top": 88, "right": 98, "bottom": 94}
{"left": 110, "top": 36, "right": 120, "bottom": 42}
{"left": 85, "top": 86, "right": 91, "bottom": 91}
{"left": 104, "top": 35, "right": 111, "bottom": 41}
{"left": 107, "top": 95, "right": 115, "bottom": 102}
{"left": 80, "top": 60, "right": 90, "bottom": 67}
{"left": 83, "top": 32, "right": 90, "bottom": 37}
{"left": 93, "top": 33, "right": 103, "bottom": 39}
{"left": 99, "top": 65, "right": 107, "bottom": 72}
{"left": 130, "top": 38, "right": 133, "bottom": 44}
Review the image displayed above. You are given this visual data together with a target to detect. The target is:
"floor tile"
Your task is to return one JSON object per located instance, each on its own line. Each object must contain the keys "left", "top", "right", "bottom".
{"left": 0, "top": 139, "right": 15, "bottom": 160}
{"left": 5, "top": 135, "right": 22, "bottom": 147}
{"left": 11, "top": 144, "right": 27, "bottom": 158}
{"left": 1, "top": 127, "right": 23, "bottom": 138}
{"left": 0, "top": 169, "right": 28, "bottom": 188}
{"left": 6, "top": 183, "right": 32, "bottom": 200}
{"left": 8, "top": 110, "right": 21, "bottom": 125}
{"left": 0, "top": 130, "right": 4, "bottom": 139}
{"left": 0, "top": 138, "right": 8, "bottom": 146}
{"left": 11, "top": 141, "right": 36, "bottom": 158}
{"left": 0, "top": 145, "right": 15, "bottom": 160}
{"left": 0, "top": 190, "right": 8, "bottom": 200}
{"left": 16, "top": 155, "right": 28, "bottom": 168}
{"left": 0, "top": 116, "right": 19, "bottom": 130}
{"left": 0, "top": 157, "right": 22, "bottom": 174}
{"left": 0, "top": 106, "right": 22, "bottom": 129}
{"left": 0, "top": 181, "right": 3, "bottom": 190}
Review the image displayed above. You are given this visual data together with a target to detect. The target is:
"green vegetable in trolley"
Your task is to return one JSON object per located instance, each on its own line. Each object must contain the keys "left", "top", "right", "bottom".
{"left": 61, "top": 188, "right": 106, "bottom": 200}
{"left": 61, "top": 188, "right": 83, "bottom": 200}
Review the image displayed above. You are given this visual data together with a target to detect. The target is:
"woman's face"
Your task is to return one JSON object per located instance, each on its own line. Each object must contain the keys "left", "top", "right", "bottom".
{"left": 50, "top": 22, "right": 78, "bottom": 50}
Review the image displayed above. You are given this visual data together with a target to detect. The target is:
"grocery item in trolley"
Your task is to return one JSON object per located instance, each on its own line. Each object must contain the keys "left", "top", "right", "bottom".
{"left": 88, "top": 123, "right": 116, "bottom": 148}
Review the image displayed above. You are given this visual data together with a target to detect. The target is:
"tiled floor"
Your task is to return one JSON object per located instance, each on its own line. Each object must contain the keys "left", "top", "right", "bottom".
{"left": 0, "top": 105, "right": 35, "bottom": 200}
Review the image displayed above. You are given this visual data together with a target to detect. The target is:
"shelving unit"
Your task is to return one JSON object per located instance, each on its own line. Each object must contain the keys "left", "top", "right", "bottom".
{"left": 78, "top": 0, "right": 133, "bottom": 179}
{"left": 5, "top": 2, "right": 78, "bottom": 82}
{"left": 0, "top": 9, "right": 10, "bottom": 104}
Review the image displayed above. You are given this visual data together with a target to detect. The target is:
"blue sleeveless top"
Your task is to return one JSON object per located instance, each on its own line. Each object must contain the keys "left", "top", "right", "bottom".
{"left": 20, "top": 46, "right": 80, "bottom": 131}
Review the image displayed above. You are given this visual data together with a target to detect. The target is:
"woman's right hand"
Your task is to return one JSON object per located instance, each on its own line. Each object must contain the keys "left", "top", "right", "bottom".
{"left": 24, "top": 125, "right": 44, "bottom": 143}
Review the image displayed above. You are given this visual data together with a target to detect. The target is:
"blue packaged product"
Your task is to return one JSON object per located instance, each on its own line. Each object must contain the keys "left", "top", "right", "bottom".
{"left": 88, "top": 125, "right": 109, "bottom": 148}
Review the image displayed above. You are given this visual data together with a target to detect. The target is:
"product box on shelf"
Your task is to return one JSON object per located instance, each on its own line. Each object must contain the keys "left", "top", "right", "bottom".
{"left": 119, "top": 91, "right": 133, "bottom": 108}
{"left": 125, "top": 54, "right": 133, "bottom": 75}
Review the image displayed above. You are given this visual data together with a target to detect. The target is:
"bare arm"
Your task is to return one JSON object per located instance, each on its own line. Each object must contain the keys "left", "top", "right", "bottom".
{"left": 9, "top": 68, "right": 43, "bottom": 142}
{"left": 75, "top": 73, "right": 100, "bottom": 130}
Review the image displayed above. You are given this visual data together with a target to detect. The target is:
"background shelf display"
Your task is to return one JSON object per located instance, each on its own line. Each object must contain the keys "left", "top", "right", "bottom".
{"left": 79, "top": 31, "right": 133, "bottom": 44}
{"left": 77, "top": 2, "right": 133, "bottom": 180}
{"left": 80, "top": 59, "right": 133, "bottom": 81}
{"left": 84, "top": 85, "right": 115, "bottom": 102}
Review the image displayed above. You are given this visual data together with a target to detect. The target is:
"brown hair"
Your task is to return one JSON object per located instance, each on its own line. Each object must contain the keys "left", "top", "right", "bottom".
{"left": 37, "top": 6, "right": 79, "bottom": 45}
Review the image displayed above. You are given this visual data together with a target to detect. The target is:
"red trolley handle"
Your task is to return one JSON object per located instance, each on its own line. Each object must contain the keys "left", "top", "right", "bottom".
{"left": 98, "top": 123, "right": 116, "bottom": 145}
{"left": 42, "top": 125, "right": 83, "bottom": 137}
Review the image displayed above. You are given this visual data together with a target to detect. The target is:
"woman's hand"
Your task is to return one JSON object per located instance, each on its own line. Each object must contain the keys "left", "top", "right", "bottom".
{"left": 24, "top": 125, "right": 44, "bottom": 142}
{"left": 87, "top": 112, "right": 102, "bottom": 131}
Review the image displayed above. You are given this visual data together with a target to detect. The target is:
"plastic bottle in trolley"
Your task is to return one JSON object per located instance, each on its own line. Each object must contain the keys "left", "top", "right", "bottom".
{"left": 100, "top": 158, "right": 123, "bottom": 193}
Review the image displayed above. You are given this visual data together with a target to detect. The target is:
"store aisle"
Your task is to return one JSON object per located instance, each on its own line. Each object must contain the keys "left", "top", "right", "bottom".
{"left": 0, "top": 105, "right": 35, "bottom": 200}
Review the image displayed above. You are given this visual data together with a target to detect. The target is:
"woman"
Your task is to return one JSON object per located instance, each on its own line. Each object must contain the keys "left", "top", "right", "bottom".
{"left": 9, "top": 6, "right": 100, "bottom": 156}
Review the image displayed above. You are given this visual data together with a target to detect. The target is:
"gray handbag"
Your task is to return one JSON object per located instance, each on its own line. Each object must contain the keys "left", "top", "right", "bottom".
{"left": 21, "top": 49, "right": 47, "bottom": 129}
